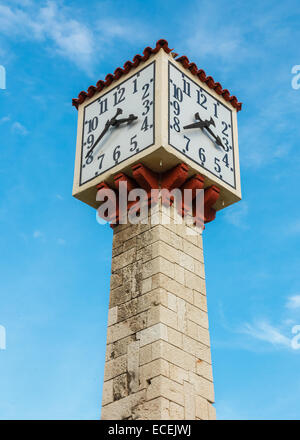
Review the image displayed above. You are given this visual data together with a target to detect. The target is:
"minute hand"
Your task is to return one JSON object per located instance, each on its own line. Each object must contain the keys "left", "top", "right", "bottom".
{"left": 85, "top": 108, "right": 123, "bottom": 159}
{"left": 203, "top": 125, "right": 224, "bottom": 149}
{"left": 86, "top": 119, "right": 110, "bottom": 159}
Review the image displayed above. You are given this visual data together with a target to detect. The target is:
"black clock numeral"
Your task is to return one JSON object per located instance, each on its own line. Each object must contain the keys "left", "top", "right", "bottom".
{"left": 183, "top": 135, "right": 190, "bottom": 151}
{"left": 173, "top": 84, "right": 183, "bottom": 102}
{"left": 214, "top": 157, "right": 221, "bottom": 173}
{"left": 98, "top": 154, "right": 105, "bottom": 169}
{"left": 130, "top": 135, "right": 138, "bottom": 152}
{"left": 113, "top": 87, "right": 125, "bottom": 106}
{"left": 214, "top": 103, "right": 218, "bottom": 118}
{"left": 183, "top": 78, "right": 191, "bottom": 97}
{"left": 222, "top": 137, "right": 230, "bottom": 152}
{"left": 133, "top": 78, "right": 138, "bottom": 94}
{"left": 113, "top": 145, "right": 121, "bottom": 163}
{"left": 86, "top": 134, "right": 94, "bottom": 149}
{"left": 142, "top": 83, "right": 150, "bottom": 100}
{"left": 222, "top": 121, "right": 229, "bottom": 136}
{"left": 198, "top": 147, "right": 206, "bottom": 163}
{"left": 98, "top": 98, "right": 108, "bottom": 115}
{"left": 86, "top": 154, "right": 93, "bottom": 165}
{"left": 141, "top": 116, "right": 149, "bottom": 132}
{"left": 142, "top": 99, "right": 150, "bottom": 116}
{"left": 173, "top": 101, "right": 180, "bottom": 116}
{"left": 85, "top": 117, "right": 98, "bottom": 134}
{"left": 173, "top": 116, "right": 180, "bottom": 132}
{"left": 222, "top": 153, "right": 229, "bottom": 168}
{"left": 197, "top": 89, "right": 207, "bottom": 110}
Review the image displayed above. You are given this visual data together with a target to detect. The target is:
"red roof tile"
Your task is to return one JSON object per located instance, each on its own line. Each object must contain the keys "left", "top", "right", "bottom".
{"left": 72, "top": 39, "right": 242, "bottom": 112}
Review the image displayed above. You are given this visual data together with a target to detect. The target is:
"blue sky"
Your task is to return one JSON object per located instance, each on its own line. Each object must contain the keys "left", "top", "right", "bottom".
{"left": 0, "top": 0, "right": 300, "bottom": 420}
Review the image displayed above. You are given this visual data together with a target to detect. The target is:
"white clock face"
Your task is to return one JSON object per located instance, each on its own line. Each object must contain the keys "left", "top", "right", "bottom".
{"left": 80, "top": 62, "right": 155, "bottom": 185}
{"left": 168, "top": 62, "right": 236, "bottom": 188}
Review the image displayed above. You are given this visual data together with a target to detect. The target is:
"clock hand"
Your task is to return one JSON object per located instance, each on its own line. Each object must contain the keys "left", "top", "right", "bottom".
{"left": 111, "top": 113, "right": 138, "bottom": 127}
{"left": 85, "top": 108, "right": 123, "bottom": 159}
{"left": 183, "top": 114, "right": 215, "bottom": 130}
{"left": 184, "top": 114, "right": 225, "bottom": 150}
{"left": 203, "top": 125, "right": 224, "bottom": 149}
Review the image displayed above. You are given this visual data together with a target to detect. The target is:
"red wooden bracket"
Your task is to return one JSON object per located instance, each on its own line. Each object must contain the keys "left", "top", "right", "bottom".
{"left": 132, "top": 163, "right": 159, "bottom": 192}
{"left": 160, "top": 163, "right": 189, "bottom": 206}
{"left": 203, "top": 185, "right": 220, "bottom": 223}
{"left": 114, "top": 172, "right": 137, "bottom": 192}
{"left": 161, "top": 163, "right": 189, "bottom": 190}
{"left": 96, "top": 181, "right": 119, "bottom": 224}
{"left": 180, "top": 174, "right": 205, "bottom": 217}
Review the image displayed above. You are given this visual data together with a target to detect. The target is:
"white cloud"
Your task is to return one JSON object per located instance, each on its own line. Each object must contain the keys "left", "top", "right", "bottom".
{"left": 0, "top": 2, "right": 95, "bottom": 72}
{"left": 33, "top": 230, "right": 43, "bottom": 239}
{"left": 240, "top": 319, "right": 291, "bottom": 348}
{"left": 286, "top": 295, "right": 300, "bottom": 310}
{"left": 0, "top": 116, "right": 10, "bottom": 123}
{"left": 0, "top": 2, "right": 148, "bottom": 74}
{"left": 11, "top": 121, "right": 28, "bottom": 135}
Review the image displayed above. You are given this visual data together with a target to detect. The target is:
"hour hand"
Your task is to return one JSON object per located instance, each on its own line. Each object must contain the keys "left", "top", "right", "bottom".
{"left": 85, "top": 108, "right": 123, "bottom": 159}
{"left": 111, "top": 113, "right": 138, "bottom": 127}
{"left": 183, "top": 114, "right": 214, "bottom": 130}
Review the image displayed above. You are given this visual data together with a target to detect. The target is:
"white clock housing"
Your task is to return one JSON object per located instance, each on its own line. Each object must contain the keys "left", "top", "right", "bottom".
{"left": 73, "top": 42, "right": 242, "bottom": 211}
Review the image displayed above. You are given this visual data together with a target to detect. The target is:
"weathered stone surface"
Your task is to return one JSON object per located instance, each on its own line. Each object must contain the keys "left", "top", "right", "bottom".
{"left": 102, "top": 211, "right": 215, "bottom": 420}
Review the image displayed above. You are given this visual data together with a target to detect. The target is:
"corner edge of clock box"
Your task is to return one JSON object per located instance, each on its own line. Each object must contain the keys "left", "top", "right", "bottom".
{"left": 72, "top": 146, "right": 242, "bottom": 212}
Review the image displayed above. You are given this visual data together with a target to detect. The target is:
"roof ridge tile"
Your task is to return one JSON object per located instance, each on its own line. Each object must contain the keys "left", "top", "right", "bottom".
{"left": 72, "top": 39, "right": 242, "bottom": 111}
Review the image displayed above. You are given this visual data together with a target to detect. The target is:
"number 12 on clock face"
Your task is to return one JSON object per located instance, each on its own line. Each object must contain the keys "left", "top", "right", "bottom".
{"left": 80, "top": 62, "right": 155, "bottom": 186}
{"left": 168, "top": 62, "right": 236, "bottom": 189}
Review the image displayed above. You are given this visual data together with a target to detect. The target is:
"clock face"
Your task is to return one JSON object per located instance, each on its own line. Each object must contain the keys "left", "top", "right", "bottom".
{"left": 168, "top": 62, "right": 236, "bottom": 188}
{"left": 80, "top": 62, "right": 155, "bottom": 186}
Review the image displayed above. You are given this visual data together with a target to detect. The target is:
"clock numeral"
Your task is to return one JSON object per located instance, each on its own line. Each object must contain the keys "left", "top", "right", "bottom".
{"left": 173, "top": 84, "right": 183, "bottom": 102}
{"left": 183, "top": 78, "right": 191, "bottom": 97}
{"left": 133, "top": 78, "right": 138, "bottom": 94}
{"left": 98, "top": 98, "right": 108, "bottom": 115}
{"left": 173, "top": 100, "right": 180, "bottom": 116}
{"left": 142, "top": 83, "right": 150, "bottom": 100}
{"left": 173, "top": 116, "right": 180, "bottom": 132}
{"left": 183, "top": 135, "right": 190, "bottom": 151}
{"left": 113, "top": 87, "right": 125, "bottom": 106}
{"left": 214, "top": 157, "right": 221, "bottom": 173}
{"left": 85, "top": 116, "right": 98, "bottom": 134}
{"left": 130, "top": 135, "right": 138, "bottom": 152}
{"left": 86, "top": 134, "right": 94, "bottom": 149}
{"left": 98, "top": 154, "right": 105, "bottom": 169}
{"left": 222, "top": 121, "right": 229, "bottom": 136}
{"left": 197, "top": 89, "right": 207, "bottom": 110}
{"left": 222, "top": 137, "right": 230, "bottom": 152}
{"left": 198, "top": 147, "right": 206, "bottom": 163}
{"left": 86, "top": 154, "right": 93, "bottom": 165}
{"left": 142, "top": 99, "right": 150, "bottom": 116}
{"left": 222, "top": 153, "right": 229, "bottom": 168}
{"left": 214, "top": 103, "right": 218, "bottom": 118}
{"left": 113, "top": 145, "right": 121, "bottom": 163}
{"left": 141, "top": 116, "right": 149, "bottom": 132}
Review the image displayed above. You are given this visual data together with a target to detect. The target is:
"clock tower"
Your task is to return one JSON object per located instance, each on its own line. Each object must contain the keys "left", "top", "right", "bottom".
{"left": 72, "top": 39, "right": 242, "bottom": 420}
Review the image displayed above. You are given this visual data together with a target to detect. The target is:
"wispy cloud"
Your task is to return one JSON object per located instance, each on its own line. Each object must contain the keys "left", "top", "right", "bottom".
{"left": 286, "top": 295, "right": 300, "bottom": 310}
{"left": 0, "top": 1, "right": 148, "bottom": 74}
{"left": 0, "top": 116, "right": 10, "bottom": 124}
{"left": 11, "top": 121, "right": 28, "bottom": 135}
{"left": 33, "top": 230, "right": 43, "bottom": 239}
{"left": 240, "top": 319, "right": 291, "bottom": 348}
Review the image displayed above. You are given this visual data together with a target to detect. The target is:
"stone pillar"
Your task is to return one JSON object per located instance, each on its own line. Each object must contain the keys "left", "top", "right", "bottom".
{"left": 101, "top": 204, "right": 216, "bottom": 420}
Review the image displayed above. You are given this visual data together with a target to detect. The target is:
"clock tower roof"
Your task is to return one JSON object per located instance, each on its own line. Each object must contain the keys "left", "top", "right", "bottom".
{"left": 72, "top": 39, "right": 242, "bottom": 112}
